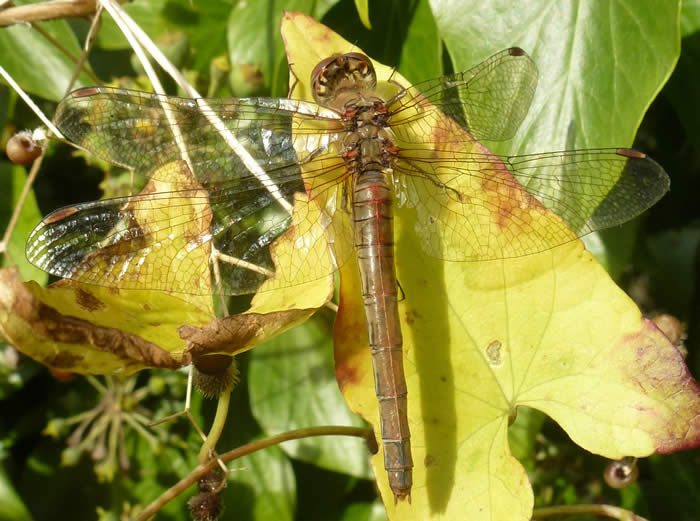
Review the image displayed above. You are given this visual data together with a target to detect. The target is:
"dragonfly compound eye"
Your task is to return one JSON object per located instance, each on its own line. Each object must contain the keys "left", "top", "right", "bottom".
{"left": 311, "top": 53, "right": 377, "bottom": 108}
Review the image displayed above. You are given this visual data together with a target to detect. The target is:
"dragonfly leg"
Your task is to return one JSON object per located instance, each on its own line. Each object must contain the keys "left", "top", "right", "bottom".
{"left": 297, "top": 145, "right": 327, "bottom": 164}
{"left": 400, "top": 158, "right": 464, "bottom": 200}
{"left": 386, "top": 77, "right": 408, "bottom": 106}
{"left": 287, "top": 62, "right": 301, "bottom": 98}
{"left": 396, "top": 278, "right": 406, "bottom": 302}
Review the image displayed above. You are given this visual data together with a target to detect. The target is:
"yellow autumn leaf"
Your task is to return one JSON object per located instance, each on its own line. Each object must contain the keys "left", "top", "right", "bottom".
{"left": 10, "top": 84, "right": 336, "bottom": 370}
{"left": 281, "top": 11, "right": 700, "bottom": 521}
{"left": 179, "top": 191, "right": 335, "bottom": 358}
{"left": 0, "top": 160, "right": 215, "bottom": 373}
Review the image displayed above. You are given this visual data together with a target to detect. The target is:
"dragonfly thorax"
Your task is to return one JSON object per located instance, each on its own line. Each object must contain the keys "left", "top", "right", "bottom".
{"left": 341, "top": 106, "right": 398, "bottom": 176}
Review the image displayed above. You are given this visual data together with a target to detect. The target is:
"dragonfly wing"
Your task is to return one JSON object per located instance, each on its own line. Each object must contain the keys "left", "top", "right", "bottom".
{"left": 27, "top": 162, "right": 218, "bottom": 294}
{"left": 395, "top": 148, "right": 669, "bottom": 261}
{"left": 390, "top": 48, "right": 538, "bottom": 143}
{"left": 504, "top": 148, "right": 669, "bottom": 233}
{"left": 29, "top": 88, "right": 354, "bottom": 295}
{"left": 26, "top": 162, "right": 352, "bottom": 295}
{"left": 54, "top": 87, "right": 342, "bottom": 185}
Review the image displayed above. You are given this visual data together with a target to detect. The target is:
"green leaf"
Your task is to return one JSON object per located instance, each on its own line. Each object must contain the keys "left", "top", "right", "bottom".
{"left": 507, "top": 408, "right": 546, "bottom": 469}
{"left": 0, "top": 5, "right": 93, "bottom": 101}
{"left": 96, "top": 0, "right": 233, "bottom": 75}
{"left": 249, "top": 314, "right": 373, "bottom": 478}
{"left": 225, "top": 444, "right": 297, "bottom": 521}
{"left": 582, "top": 223, "right": 640, "bottom": 280}
{"left": 227, "top": 0, "right": 341, "bottom": 96}
{"left": 664, "top": 29, "right": 700, "bottom": 148}
{"left": 339, "top": 500, "right": 388, "bottom": 521}
{"left": 644, "top": 226, "right": 700, "bottom": 314}
{"left": 681, "top": 0, "right": 700, "bottom": 36}
{"left": 354, "top": 0, "right": 372, "bottom": 29}
{"left": 396, "top": 0, "right": 441, "bottom": 84}
{"left": 430, "top": 0, "right": 680, "bottom": 152}
{"left": 0, "top": 465, "right": 33, "bottom": 521}
{"left": 646, "top": 452, "right": 700, "bottom": 521}
{"left": 0, "top": 162, "right": 48, "bottom": 286}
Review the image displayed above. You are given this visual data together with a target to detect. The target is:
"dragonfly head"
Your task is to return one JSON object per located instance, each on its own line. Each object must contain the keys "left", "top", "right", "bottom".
{"left": 311, "top": 53, "right": 378, "bottom": 110}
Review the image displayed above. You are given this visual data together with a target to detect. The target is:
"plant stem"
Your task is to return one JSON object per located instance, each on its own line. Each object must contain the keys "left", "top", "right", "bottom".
{"left": 533, "top": 504, "right": 649, "bottom": 521}
{"left": 132, "top": 425, "right": 373, "bottom": 521}
{"left": 197, "top": 387, "right": 232, "bottom": 464}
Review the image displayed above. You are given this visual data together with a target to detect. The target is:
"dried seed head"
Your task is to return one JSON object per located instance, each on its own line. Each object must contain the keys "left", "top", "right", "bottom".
{"left": 188, "top": 491, "right": 223, "bottom": 521}
{"left": 192, "top": 355, "right": 239, "bottom": 398}
{"left": 198, "top": 469, "right": 226, "bottom": 493}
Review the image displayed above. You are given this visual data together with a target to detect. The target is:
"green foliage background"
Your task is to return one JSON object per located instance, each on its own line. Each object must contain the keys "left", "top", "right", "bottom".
{"left": 1, "top": 0, "right": 699, "bottom": 520}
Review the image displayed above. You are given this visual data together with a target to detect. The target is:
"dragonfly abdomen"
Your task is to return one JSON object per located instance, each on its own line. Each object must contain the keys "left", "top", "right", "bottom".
{"left": 352, "top": 170, "right": 413, "bottom": 502}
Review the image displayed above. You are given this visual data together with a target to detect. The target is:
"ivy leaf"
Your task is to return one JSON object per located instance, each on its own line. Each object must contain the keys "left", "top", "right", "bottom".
{"left": 281, "top": 11, "right": 700, "bottom": 521}
{"left": 429, "top": 0, "right": 680, "bottom": 152}
{"left": 4, "top": 92, "right": 334, "bottom": 373}
{"left": 0, "top": 3, "right": 94, "bottom": 102}
{"left": 0, "top": 159, "right": 216, "bottom": 373}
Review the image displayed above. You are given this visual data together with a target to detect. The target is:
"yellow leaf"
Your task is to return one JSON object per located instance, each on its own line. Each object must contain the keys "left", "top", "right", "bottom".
{"left": 179, "top": 192, "right": 335, "bottom": 358}
{"left": 3, "top": 161, "right": 215, "bottom": 373}
{"left": 16, "top": 111, "right": 334, "bottom": 370}
{"left": 0, "top": 266, "right": 211, "bottom": 373}
{"left": 281, "top": 11, "right": 700, "bottom": 521}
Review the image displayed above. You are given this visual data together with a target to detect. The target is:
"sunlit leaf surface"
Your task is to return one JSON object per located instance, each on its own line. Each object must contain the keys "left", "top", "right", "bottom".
{"left": 6, "top": 6, "right": 691, "bottom": 518}
{"left": 0, "top": 267, "right": 210, "bottom": 373}
{"left": 280, "top": 10, "right": 699, "bottom": 521}
{"left": 0, "top": 161, "right": 216, "bottom": 373}
{"left": 2, "top": 2, "right": 696, "bottom": 520}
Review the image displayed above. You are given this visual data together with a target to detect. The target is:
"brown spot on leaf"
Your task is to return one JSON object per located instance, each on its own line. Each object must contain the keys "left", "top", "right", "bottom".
{"left": 404, "top": 310, "right": 422, "bottom": 326}
{"left": 45, "top": 351, "right": 83, "bottom": 369}
{"left": 35, "top": 305, "right": 181, "bottom": 369}
{"left": 75, "top": 288, "right": 105, "bottom": 312}
{"left": 481, "top": 170, "right": 539, "bottom": 230}
{"left": 335, "top": 362, "right": 358, "bottom": 391}
{"left": 0, "top": 268, "right": 182, "bottom": 372}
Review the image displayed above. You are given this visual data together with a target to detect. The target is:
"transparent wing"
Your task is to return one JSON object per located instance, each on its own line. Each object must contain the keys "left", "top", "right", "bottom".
{"left": 54, "top": 86, "right": 343, "bottom": 185}
{"left": 395, "top": 148, "right": 669, "bottom": 261}
{"left": 390, "top": 48, "right": 538, "bottom": 143}
{"left": 28, "top": 88, "right": 353, "bottom": 295}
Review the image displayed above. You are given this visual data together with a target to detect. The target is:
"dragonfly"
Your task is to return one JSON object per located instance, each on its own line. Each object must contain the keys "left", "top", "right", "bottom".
{"left": 25, "top": 47, "right": 669, "bottom": 502}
